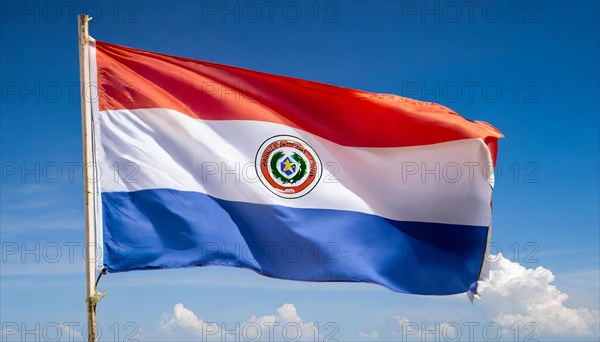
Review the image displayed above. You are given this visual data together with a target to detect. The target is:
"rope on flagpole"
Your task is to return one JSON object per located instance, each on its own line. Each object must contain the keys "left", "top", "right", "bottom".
{"left": 89, "top": 268, "right": 108, "bottom": 308}
{"left": 95, "top": 268, "right": 107, "bottom": 288}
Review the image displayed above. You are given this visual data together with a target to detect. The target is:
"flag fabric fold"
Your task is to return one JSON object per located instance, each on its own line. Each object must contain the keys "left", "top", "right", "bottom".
{"left": 90, "top": 39, "right": 502, "bottom": 295}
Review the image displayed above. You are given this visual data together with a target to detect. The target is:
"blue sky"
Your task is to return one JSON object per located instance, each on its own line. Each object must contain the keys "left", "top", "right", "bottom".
{"left": 1, "top": 1, "right": 598, "bottom": 341}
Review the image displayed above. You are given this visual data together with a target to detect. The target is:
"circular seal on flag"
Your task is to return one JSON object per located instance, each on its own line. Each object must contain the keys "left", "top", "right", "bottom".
{"left": 255, "top": 135, "right": 322, "bottom": 199}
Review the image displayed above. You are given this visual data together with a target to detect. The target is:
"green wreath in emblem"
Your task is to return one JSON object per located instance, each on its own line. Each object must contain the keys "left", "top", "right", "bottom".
{"left": 270, "top": 151, "right": 308, "bottom": 185}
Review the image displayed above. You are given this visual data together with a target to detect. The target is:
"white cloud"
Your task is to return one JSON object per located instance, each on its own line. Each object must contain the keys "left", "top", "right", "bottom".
{"left": 161, "top": 303, "right": 219, "bottom": 337}
{"left": 479, "top": 253, "right": 600, "bottom": 337}
{"left": 160, "top": 303, "right": 319, "bottom": 341}
{"left": 379, "top": 254, "right": 600, "bottom": 341}
{"left": 359, "top": 330, "right": 380, "bottom": 339}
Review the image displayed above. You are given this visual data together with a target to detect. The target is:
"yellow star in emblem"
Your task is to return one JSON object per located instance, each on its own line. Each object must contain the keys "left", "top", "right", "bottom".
{"left": 282, "top": 159, "right": 294, "bottom": 172}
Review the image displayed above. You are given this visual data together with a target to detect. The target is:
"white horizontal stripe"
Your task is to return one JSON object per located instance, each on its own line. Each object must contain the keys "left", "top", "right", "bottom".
{"left": 94, "top": 108, "right": 494, "bottom": 226}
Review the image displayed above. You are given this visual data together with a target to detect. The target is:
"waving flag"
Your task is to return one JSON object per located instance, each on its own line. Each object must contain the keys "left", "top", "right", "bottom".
{"left": 89, "top": 39, "right": 502, "bottom": 295}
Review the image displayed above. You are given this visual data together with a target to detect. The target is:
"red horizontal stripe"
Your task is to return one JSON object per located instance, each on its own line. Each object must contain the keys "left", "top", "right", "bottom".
{"left": 95, "top": 40, "right": 502, "bottom": 161}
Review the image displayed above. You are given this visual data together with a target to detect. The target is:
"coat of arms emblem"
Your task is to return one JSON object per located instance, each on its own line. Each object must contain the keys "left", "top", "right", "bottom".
{"left": 255, "top": 135, "right": 322, "bottom": 198}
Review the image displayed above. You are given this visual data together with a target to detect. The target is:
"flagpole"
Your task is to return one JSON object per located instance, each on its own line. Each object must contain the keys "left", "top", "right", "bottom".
{"left": 78, "top": 13, "right": 98, "bottom": 342}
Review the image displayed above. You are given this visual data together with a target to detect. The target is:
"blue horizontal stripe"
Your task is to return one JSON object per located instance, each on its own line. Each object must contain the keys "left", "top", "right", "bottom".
{"left": 102, "top": 189, "right": 488, "bottom": 295}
